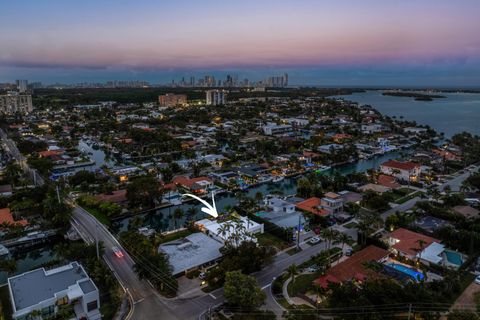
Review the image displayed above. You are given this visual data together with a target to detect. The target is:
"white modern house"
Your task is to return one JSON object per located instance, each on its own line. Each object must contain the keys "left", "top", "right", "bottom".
{"left": 8, "top": 262, "right": 101, "bottom": 320}
{"left": 262, "top": 122, "right": 293, "bottom": 136}
{"left": 380, "top": 160, "right": 421, "bottom": 182}
{"left": 265, "top": 197, "right": 296, "bottom": 214}
{"left": 195, "top": 216, "right": 264, "bottom": 245}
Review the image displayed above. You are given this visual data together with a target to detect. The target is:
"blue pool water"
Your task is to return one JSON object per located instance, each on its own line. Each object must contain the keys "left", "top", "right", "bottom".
{"left": 445, "top": 250, "right": 463, "bottom": 266}
{"left": 388, "top": 263, "right": 424, "bottom": 281}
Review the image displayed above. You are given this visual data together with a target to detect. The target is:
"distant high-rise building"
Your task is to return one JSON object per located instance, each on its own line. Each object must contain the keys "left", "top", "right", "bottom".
{"left": 204, "top": 75, "right": 215, "bottom": 87}
{"left": 159, "top": 93, "right": 188, "bottom": 107}
{"left": 206, "top": 90, "right": 227, "bottom": 106}
{"left": 283, "top": 73, "right": 288, "bottom": 86}
{"left": 15, "top": 80, "right": 28, "bottom": 93}
{"left": 0, "top": 92, "right": 33, "bottom": 114}
{"left": 190, "top": 77, "right": 195, "bottom": 87}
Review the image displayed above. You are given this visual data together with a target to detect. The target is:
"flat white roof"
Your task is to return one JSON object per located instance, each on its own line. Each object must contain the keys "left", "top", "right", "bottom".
{"left": 159, "top": 233, "right": 223, "bottom": 275}
{"left": 8, "top": 262, "right": 94, "bottom": 311}
{"left": 420, "top": 242, "right": 444, "bottom": 264}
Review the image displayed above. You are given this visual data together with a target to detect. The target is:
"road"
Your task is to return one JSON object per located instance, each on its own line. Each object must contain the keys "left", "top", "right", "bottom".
{"left": 381, "top": 197, "right": 422, "bottom": 220}
{"left": 437, "top": 165, "right": 479, "bottom": 192}
{"left": 0, "top": 128, "right": 44, "bottom": 185}
{"left": 72, "top": 205, "right": 202, "bottom": 320}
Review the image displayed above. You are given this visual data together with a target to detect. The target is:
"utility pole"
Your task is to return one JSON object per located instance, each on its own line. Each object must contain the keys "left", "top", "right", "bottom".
{"left": 95, "top": 223, "right": 100, "bottom": 260}
{"left": 407, "top": 303, "right": 412, "bottom": 320}
{"left": 296, "top": 214, "right": 302, "bottom": 250}
{"left": 56, "top": 185, "right": 61, "bottom": 204}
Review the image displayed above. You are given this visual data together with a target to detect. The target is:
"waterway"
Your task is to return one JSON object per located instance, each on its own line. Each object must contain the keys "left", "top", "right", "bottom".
{"left": 333, "top": 91, "right": 480, "bottom": 137}
{"left": 0, "top": 246, "right": 57, "bottom": 284}
{"left": 113, "top": 148, "right": 412, "bottom": 233}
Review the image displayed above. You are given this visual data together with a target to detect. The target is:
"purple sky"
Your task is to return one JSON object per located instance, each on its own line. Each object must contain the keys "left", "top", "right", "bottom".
{"left": 1, "top": 0, "right": 480, "bottom": 85}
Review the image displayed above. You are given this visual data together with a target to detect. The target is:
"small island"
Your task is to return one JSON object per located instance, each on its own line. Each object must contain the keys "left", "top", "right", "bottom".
{"left": 382, "top": 91, "right": 447, "bottom": 101}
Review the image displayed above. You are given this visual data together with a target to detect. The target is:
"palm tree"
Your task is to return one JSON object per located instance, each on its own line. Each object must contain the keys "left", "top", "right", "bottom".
{"left": 186, "top": 207, "right": 197, "bottom": 221}
{"left": 286, "top": 264, "right": 299, "bottom": 284}
{"left": 255, "top": 191, "right": 264, "bottom": 204}
{"left": 320, "top": 228, "right": 338, "bottom": 251}
{"left": 217, "top": 220, "right": 234, "bottom": 245}
{"left": 172, "top": 208, "right": 184, "bottom": 229}
{"left": 337, "top": 233, "right": 350, "bottom": 253}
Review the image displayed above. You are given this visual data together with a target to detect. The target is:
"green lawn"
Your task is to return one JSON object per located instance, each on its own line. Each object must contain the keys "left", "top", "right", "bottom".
{"left": 83, "top": 206, "right": 111, "bottom": 226}
{"left": 396, "top": 191, "right": 423, "bottom": 204}
{"left": 287, "top": 273, "right": 319, "bottom": 297}
{"left": 157, "top": 229, "right": 193, "bottom": 244}
{"left": 257, "top": 233, "right": 290, "bottom": 250}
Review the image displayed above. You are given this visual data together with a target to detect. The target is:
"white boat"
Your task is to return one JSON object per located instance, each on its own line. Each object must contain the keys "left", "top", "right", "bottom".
{"left": 317, "top": 165, "right": 331, "bottom": 172}
{"left": 272, "top": 176, "right": 285, "bottom": 183}
{"left": 258, "top": 175, "right": 273, "bottom": 183}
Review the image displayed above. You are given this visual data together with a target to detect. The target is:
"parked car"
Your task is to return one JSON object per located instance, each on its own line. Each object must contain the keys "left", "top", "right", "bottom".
{"left": 309, "top": 236, "right": 321, "bottom": 244}
{"left": 345, "top": 248, "right": 353, "bottom": 256}
{"left": 199, "top": 272, "right": 206, "bottom": 280}
{"left": 306, "top": 265, "right": 319, "bottom": 273}
{"left": 475, "top": 275, "right": 480, "bottom": 285}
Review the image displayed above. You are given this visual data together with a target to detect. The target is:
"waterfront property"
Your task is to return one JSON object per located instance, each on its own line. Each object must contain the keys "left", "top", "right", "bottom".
{"left": 380, "top": 160, "right": 421, "bottom": 182}
{"left": 0, "top": 208, "right": 28, "bottom": 227}
{"left": 158, "top": 232, "right": 223, "bottom": 276}
{"left": 386, "top": 228, "right": 465, "bottom": 269}
{"left": 195, "top": 216, "right": 264, "bottom": 245}
{"left": 7, "top": 262, "right": 101, "bottom": 320}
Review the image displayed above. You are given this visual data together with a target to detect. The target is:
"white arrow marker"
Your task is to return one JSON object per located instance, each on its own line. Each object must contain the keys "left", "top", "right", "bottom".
{"left": 182, "top": 192, "right": 218, "bottom": 218}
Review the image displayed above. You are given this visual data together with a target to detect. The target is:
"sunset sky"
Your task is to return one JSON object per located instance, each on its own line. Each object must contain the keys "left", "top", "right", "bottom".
{"left": 1, "top": 0, "right": 480, "bottom": 86}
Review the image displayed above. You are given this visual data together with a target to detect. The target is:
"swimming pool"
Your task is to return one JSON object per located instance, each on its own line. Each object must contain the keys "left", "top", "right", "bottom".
{"left": 387, "top": 263, "right": 424, "bottom": 281}
{"left": 445, "top": 250, "right": 463, "bottom": 266}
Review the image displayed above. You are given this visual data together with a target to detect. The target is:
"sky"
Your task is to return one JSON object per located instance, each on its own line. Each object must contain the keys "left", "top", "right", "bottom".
{"left": 1, "top": 0, "right": 480, "bottom": 86}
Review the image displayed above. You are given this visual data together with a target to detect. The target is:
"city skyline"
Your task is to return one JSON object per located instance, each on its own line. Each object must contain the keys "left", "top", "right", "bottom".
{"left": 1, "top": 0, "right": 480, "bottom": 86}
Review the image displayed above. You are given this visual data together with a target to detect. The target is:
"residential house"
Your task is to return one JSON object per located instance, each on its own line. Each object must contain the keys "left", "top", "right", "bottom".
{"left": 8, "top": 262, "right": 101, "bottom": 320}
{"left": 195, "top": 216, "right": 264, "bottom": 245}
{"left": 262, "top": 123, "right": 293, "bottom": 136}
{"left": 158, "top": 233, "right": 223, "bottom": 276}
{"left": 94, "top": 190, "right": 128, "bottom": 205}
{"left": 361, "top": 123, "right": 384, "bottom": 134}
{"left": 314, "top": 246, "right": 389, "bottom": 289}
{"left": 265, "top": 197, "right": 296, "bottom": 214}
{"left": 380, "top": 160, "right": 421, "bottom": 182}
{"left": 296, "top": 197, "right": 327, "bottom": 216}
{"left": 172, "top": 176, "right": 214, "bottom": 194}
{"left": 321, "top": 192, "right": 344, "bottom": 216}
{"left": 0, "top": 208, "right": 28, "bottom": 227}
{"left": 386, "top": 228, "right": 465, "bottom": 269}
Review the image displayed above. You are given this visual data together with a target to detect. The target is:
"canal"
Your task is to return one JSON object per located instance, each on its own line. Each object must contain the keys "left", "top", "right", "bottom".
{"left": 113, "top": 148, "right": 412, "bottom": 233}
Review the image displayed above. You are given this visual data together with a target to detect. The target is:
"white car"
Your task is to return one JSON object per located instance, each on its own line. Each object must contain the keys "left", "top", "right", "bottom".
{"left": 475, "top": 275, "right": 480, "bottom": 285}
{"left": 309, "top": 236, "right": 321, "bottom": 244}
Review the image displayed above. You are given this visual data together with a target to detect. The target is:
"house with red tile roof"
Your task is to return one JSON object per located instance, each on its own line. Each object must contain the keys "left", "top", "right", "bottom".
{"left": 172, "top": 176, "right": 213, "bottom": 194}
{"left": 314, "top": 246, "right": 388, "bottom": 289}
{"left": 0, "top": 208, "right": 28, "bottom": 227}
{"left": 386, "top": 228, "right": 439, "bottom": 259}
{"left": 380, "top": 160, "right": 421, "bottom": 182}
{"left": 433, "top": 149, "right": 461, "bottom": 162}
{"left": 295, "top": 197, "right": 328, "bottom": 216}
{"left": 95, "top": 190, "right": 128, "bottom": 205}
